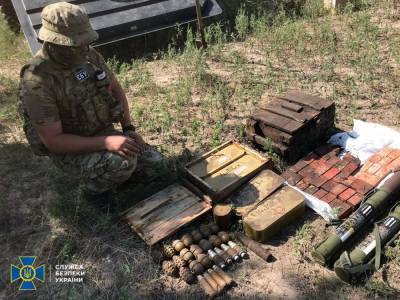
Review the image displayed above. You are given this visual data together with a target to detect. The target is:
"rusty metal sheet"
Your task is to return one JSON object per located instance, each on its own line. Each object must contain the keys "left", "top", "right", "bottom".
{"left": 123, "top": 184, "right": 211, "bottom": 245}
{"left": 229, "top": 169, "right": 285, "bottom": 216}
{"left": 243, "top": 186, "right": 305, "bottom": 242}
{"left": 185, "top": 141, "right": 271, "bottom": 202}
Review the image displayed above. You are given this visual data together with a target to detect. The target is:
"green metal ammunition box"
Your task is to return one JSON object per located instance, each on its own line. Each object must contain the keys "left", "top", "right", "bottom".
{"left": 243, "top": 186, "right": 305, "bottom": 242}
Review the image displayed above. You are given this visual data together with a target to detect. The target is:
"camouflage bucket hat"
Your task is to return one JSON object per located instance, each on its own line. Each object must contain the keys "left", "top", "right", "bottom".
{"left": 38, "top": 2, "right": 98, "bottom": 46}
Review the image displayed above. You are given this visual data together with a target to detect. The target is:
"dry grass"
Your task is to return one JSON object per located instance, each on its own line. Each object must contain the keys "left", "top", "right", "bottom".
{"left": 1, "top": 0, "right": 400, "bottom": 298}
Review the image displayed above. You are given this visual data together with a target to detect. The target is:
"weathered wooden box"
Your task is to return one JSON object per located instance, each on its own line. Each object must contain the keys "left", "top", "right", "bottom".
{"left": 123, "top": 184, "right": 211, "bottom": 245}
{"left": 185, "top": 141, "right": 272, "bottom": 202}
{"left": 243, "top": 185, "right": 305, "bottom": 243}
{"left": 246, "top": 90, "right": 335, "bottom": 163}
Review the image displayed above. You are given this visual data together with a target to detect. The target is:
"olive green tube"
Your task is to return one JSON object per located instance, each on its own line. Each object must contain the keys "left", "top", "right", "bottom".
{"left": 312, "top": 172, "right": 400, "bottom": 267}
{"left": 334, "top": 204, "right": 400, "bottom": 283}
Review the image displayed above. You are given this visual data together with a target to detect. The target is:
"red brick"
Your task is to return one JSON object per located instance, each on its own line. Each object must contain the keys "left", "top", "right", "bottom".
{"left": 330, "top": 200, "right": 353, "bottom": 219}
{"left": 330, "top": 183, "right": 348, "bottom": 195}
{"left": 342, "top": 176, "right": 356, "bottom": 187}
{"left": 386, "top": 157, "right": 400, "bottom": 173}
{"left": 380, "top": 147, "right": 394, "bottom": 157}
{"left": 343, "top": 152, "right": 361, "bottom": 165}
{"left": 282, "top": 169, "right": 303, "bottom": 186}
{"left": 369, "top": 153, "right": 382, "bottom": 163}
{"left": 379, "top": 156, "right": 395, "bottom": 166}
{"left": 322, "top": 147, "right": 341, "bottom": 160}
{"left": 327, "top": 156, "right": 340, "bottom": 166}
{"left": 298, "top": 165, "right": 315, "bottom": 178}
{"left": 314, "top": 189, "right": 328, "bottom": 199}
{"left": 338, "top": 188, "right": 357, "bottom": 201}
{"left": 296, "top": 180, "right": 309, "bottom": 190}
{"left": 303, "top": 152, "right": 319, "bottom": 165}
{"left": 335, "top": 159, "right": 349, "bottom": 171}
{"left": 351, "top": 178, "right": 374, "bottom": 195}
{"left": 310, "top": 159, "right": 332, "bottom": 176}
{"left": 375, "top": 167, "right": 392, "bottom": 180}
{"left": 354, "top": 172, "right": 381, "bottom": 187}
{"left": 309, "top": 175, "right": 329, "bottom": 188}
{"left": 322, "top": 167, "right": 340, "bottom": 181}
{"left": 304, "top": 185, "right": 319, "bottom": 195}
{"left": 321, "top": 192, "right": 336, "bottom": 204}
{"left": 290, "top": 160, "right": 308, "bottom": 173}
{"left": 388, "top": 149, "right": 400, "bottom": 160}
{"left": 341, "top": 162, "right": 360, "bottom": 177}
{"left": 347, "top": 193, "right": 363, "bottom": 207}
{"left": 367, "top": 163, "right": 381, "bottom": 175}
{"left": 322, "top": 180, "right": 336, "bottom": 192}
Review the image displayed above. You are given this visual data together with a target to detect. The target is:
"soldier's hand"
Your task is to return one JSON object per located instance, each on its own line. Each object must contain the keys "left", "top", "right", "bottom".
{"left": 124, "top": 131, "right": 146, "bottom": 153}
{"left": 105, "top": 135, "right": 140, "bottom": 157}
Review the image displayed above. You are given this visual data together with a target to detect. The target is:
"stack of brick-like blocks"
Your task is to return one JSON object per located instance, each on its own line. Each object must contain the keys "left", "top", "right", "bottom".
{"left": 282, "top": 145, "right": 400, "bottom": 219}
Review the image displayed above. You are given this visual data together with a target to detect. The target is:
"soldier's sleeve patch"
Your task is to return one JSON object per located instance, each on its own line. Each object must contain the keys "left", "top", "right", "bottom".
{"left": 74, "top": 69, "right": 89, "bottom": 81}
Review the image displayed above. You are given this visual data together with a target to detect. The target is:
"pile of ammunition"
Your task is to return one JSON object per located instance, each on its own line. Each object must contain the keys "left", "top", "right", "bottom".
{"left": 160, "top": 223, "right": 248, "bottom": 297}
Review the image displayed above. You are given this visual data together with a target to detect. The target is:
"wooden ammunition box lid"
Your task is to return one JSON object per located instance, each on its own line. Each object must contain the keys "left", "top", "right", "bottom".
{"left": 251, "top": 90, "right": 334, "bottom": 135}
{"left": 123, "top": 184, "right": 211, "bottom": 245}
{"left": 185, "top": 141, "right": 272, "bottom": 201}
{"left": 229, "top": 169, "right": 285, "bottom": 216}
{"left": 243, "top": 185, "right": 305, "bottom": 243}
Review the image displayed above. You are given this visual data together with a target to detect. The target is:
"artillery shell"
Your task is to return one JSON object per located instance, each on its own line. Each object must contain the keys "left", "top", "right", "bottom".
{"left": 218, "top": 231, "right": 230, "bottom": 243}
{"left": 180, "top": 248, "right": 194, "bottom": 262}
{"left": 209, "top": 235, "right": 222, "bottom": 247}
{"left": 228, "top": 241, "right": 249, "bottom": 259}
{"left": 172, "top": 255, "right": 186, "bottom": 268}
{"left": 208, "top": 249, "right": 227, "bottom": 270}
{"left": 190, "top": 244, "right": 204, "bottom": 258}
{"left": 198, "top": 275, "right": 217, "bottom": 298}
{"left": 162, "top": 260, "right": 178, "bottom": 277}
{"left": 203, "top": 272, "right": 221, "bottom": 293}
{"left": 172, "top": 240, "right": 185, "bottom": 252}
{"left": 181, "top": 234, "right": 194, "bottom": 247}
{"left": 199, "top": 239, "right": 213, "bottom": 252}
{"left": 212, "top": 265, "right": 234, "bottom": 286}
{"left": 221, "top": 243, "right": 240, "bottom": 261}
{"left": 207, "top": 269, "right": 227, "bottom": 291}
{"left": 191, "top": 230, "right": 203, "bottom": 243}
{"left": 197, "top": 253, "right": 213, "bottom": 268}
{"left": 179, "top": 266, "right": 195, "bottom": 284}
{"left": 214, "top": 247, "right": 232, "bottom": 265}
{"left": 189, "top": 260, "right": 205, "bottom": 275}
{"left": 209, "top": 223, "right": 220, "bottom": 234}
{"left": 200, "top": 224, "right": 212, "bottom": 237}
{"left": 163, "top": 244, "right": 175, "bottom": 258}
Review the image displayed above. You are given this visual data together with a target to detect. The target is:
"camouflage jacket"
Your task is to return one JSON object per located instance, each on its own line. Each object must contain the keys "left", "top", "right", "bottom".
{"left": 18, "top": 46, "right": 123, "bottom": 155}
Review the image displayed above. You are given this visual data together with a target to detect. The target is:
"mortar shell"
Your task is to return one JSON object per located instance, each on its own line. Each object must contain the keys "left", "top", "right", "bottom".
{"left": 198, "top": 275, "right": 217, "bottom": 298}
{"left": 221, "top": 244, "right": 240, "bottom": 261}
{"left": 212, "top": 265, "right": 234, "bottom": 286}
{"left": 214, "top": 247, "right": 233, "bottom": 265}
{"left": 228, "top": 241, "right": 249, "bottom": 259}
{"left": 203, "top": 272, "right": 221, "bottom": 293}
{"left": 207, "top": 269, "right": 227, "bottom": 291}
{"left": 208, "top": 249, "right": 227, "bottom": 270}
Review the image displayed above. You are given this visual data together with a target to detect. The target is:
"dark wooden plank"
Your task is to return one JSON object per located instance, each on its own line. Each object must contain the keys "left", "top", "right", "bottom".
{"left": 281, "top": 101, "right": 303, "bottom": 112}
{"left": 280, "top": 90, "right": 332, "bottom": 111}
{"left": 252, "top": 111, "right": 303, "bottom": 134}
{"left": 258, "top": 123, "right": 292, "bottom": 144}
{"left": 263, "top": 106, "right": 308, "bottom": 123}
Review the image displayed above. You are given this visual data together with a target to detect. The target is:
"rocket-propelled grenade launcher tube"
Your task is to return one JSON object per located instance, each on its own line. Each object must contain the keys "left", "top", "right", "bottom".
{"left": 334, "top": 203, "right": 400, "bottom": 283}
{"left": 312, "top": 172, "right": 400, "bottom": 267}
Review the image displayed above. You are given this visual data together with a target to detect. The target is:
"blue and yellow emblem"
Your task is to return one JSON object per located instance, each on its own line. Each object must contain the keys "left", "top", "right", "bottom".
{"left": 11, "top": 256, "right": 45, "bottom": 291}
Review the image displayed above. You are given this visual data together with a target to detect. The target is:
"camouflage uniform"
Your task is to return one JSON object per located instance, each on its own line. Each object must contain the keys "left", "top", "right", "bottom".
{"left": 18, "top": 2, "right": 138, "bottom": 194}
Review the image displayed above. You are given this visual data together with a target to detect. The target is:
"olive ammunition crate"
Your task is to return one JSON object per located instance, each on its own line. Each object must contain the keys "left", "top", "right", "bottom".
{"left": 185, "top": 141, "right": 272, "bottom": 202}
{"left": 246, "top": 90, "right": 335, "bottom": 163}
{"left": 243, "top": 185, "right": 305, "bottom": 243}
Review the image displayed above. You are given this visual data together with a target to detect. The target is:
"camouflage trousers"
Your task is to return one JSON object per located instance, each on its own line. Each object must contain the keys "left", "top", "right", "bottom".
{"left": 52, "top": 150, "right": 137, "bottom": 194}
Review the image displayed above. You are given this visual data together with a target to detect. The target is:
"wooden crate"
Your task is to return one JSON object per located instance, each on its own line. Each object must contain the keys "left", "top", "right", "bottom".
{"left": 246, "top": 90, "right": 335, "bottom": 163}
{"left": 123, "top": 184, "right": 211, "bottom": 246}
{"left": 185, "top": 141, "right": 272, "bottom": 202}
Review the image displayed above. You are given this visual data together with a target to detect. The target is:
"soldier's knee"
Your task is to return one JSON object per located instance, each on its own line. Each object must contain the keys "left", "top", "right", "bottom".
{"left": 106, "top": 152, "right": 137, "bottom": 177}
